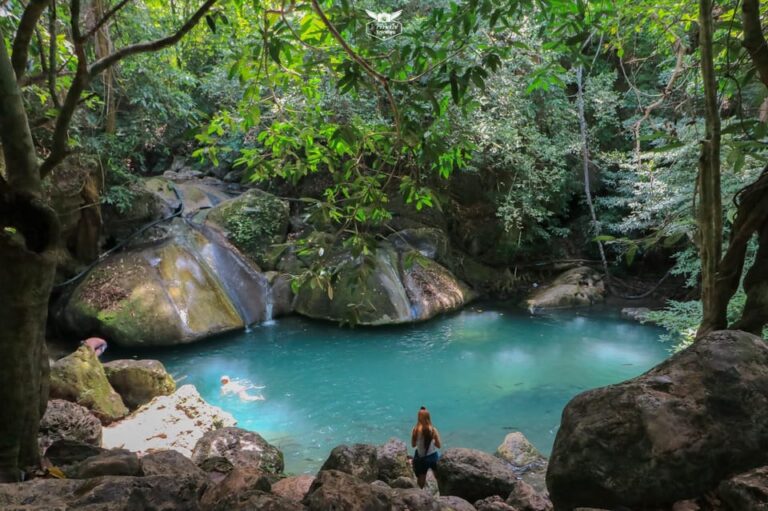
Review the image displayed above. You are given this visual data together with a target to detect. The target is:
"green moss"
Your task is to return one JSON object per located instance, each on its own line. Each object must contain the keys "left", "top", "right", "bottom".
{"left": 207, "top": 189, "right": 289, "bottom": 269}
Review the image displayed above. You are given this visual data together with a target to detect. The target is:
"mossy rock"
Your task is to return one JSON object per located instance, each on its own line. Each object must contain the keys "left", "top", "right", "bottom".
{"left": 205, "top": 189, "right": 290, "bottom": 270}
{"left": 402, "top": 251, "right": 475, "bottom": 321}
{"left": 64, "top": 222, "right": 244, "bottom": 347}
{"left": 49, "top": 346, "right": 128, "bottom": 424}
{"left": 525, "top": 266, "right": 605, "bottom": 311}
{"left": 294, "top": 248, "right": 412, "bottom": 325}
{"left": 103, "top": 359, "right": 176, "bottom": 410}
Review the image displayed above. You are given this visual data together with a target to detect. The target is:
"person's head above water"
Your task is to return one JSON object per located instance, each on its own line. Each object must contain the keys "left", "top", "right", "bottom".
{"left": 82, "top": 337, "right": 108, "bottom": 357}
{"left": 220, "top": 375, "right": 230, "bottom": 385}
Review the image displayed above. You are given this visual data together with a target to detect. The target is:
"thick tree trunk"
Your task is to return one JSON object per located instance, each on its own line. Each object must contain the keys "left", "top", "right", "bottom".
{"left": 696, "top": 0, "right": 725, "bottom": 338}
{"left": 733, "top": 214, "right": 768, "bottom": 335}
{"left": 0, "top": 32, "right": 58, "bottom": 483}
{"left": 0, "top": 218, "right": 56, "bottom": 481}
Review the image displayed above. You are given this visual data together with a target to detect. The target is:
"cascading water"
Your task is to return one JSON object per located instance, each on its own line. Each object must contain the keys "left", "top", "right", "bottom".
{"left": 263, "top": 283, "right": 276, "bottom": 326}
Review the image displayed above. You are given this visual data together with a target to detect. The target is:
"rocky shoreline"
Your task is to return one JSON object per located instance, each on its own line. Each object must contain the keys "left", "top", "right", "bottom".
{"left": 6, "top": 330, "right": 768, "bottom": 510}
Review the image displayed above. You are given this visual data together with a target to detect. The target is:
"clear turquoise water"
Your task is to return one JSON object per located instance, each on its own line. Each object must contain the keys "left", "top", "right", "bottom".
{"left": 134, "top": 305, "right": 670, "bottom": 474}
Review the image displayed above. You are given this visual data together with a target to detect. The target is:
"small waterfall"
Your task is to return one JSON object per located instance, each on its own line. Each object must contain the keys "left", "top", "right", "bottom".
{"left": 263, "top": 284, "right": 276, "bottom": 326}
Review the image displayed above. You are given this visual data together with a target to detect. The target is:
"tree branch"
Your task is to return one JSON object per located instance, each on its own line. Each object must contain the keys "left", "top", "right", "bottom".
{"left": 0, "top": 38, "right": 41, "bottom": 197}
{"left": 88, "top": 0, "right": 217, "bottom": 77}
{"left": 742, "top": 0, "right": 768, "bottom": 88}
{"left": 80, "top": 0, "right": 133, "bottom": 42}
{"left": 11, "top": 0, "right": 51, "bottom": 82}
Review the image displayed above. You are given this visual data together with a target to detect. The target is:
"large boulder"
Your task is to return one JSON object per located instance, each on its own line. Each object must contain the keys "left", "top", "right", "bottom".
{"left": 718, "top": 465, "right": 768, "bottom": 510}
{"left": 199, "top": 467, "right": 273, "bottom": 510}
{"left": 63, "top": 220, "right": 247, "bottom": 347}
{"left": 403, "top": 252, "right": 476, "bottom": 321}
{"left": 295, "top": 247, "right": 472, "bottom": 326}
{"left": 319, "top": 440, "right": 415, "bottom": 485}
{"left": 320, "top": 443, "right": 379, "bottom": 482}
{"left": 191, "top": 427, "right": 284, "bottom": 474}
{"left": 102, "top": 384, "right": 236, "bottom": 457}
{"left": 38, "top": 399, "right": 102, "bottom": 453}
{"left": 376, "top": 438, "right": 415, "bottom": 484}
{"left": 63, "top": 448, "right": 141, "bottom": 479}
{"left": 272, "top": 474, "right": 315, "bottom": 502}
{"left": 63, "top": 211, "right": 282, "bottom": 346}
{"left": 303, "top": 469, "right": 392, "bottom": 511}
{"left": 547, "top": 330, "right": 768, "bottom": 509}
{"left": 435, "top": 447, "right": 521, "bottom": 503}
{"left": 0, "top": 475, "right": 202, "bottom": 510}
{"left": 44, "top": 439, "right": 105, "bottom": 467}
{"left": 525, "top": 266, "right": 605, "bottom": 311}
{"left": 387, "top": 228, "right": 450, "bottom": 263}
{"left": 140, "top": 449, "right": 208, "bottom": 491}
{"left": 49, "top": 346, "right": 128, "bottom": 424}
{"left": 505, "top": 480, "right": 552, "bottom": 511}
{"left": 205, "top": 188, "right": 290, "bottom": 270}
{"left": 103, "top": 359, "right": 176, "bottom": 409}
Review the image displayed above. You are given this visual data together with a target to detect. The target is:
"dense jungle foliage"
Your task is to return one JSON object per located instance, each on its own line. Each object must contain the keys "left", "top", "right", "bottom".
{"left": 2, "top": 0, "right": 768, "bottom": 341}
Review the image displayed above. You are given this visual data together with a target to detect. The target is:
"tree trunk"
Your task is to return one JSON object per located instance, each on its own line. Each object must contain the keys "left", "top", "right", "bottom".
{"left": 576, "top": 65, "right": 610, "bottom": 280}
{"left": 0, "top": 32, "right": 58, "bottom": 483}
{"left": 733, "top": 213, "right": 768, "bottom": 335}
{"left": 696, "top": 0, "right": 725, "bottom": 338}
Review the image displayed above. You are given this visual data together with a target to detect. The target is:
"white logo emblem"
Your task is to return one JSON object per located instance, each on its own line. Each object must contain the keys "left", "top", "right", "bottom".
{"left": 365, "top": 10, "right": 403, "bottom": 40}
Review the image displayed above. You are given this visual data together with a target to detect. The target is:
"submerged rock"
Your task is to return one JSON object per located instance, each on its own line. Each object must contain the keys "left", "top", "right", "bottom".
{"left": 191, "top": 427, "right": 284, "bottom": 475}
{"left": 525, "top": 266, "right": 605, "bottom": 311}
{"left": 49, "top": 346, "right": 128, "bottom": 424}
{"left": 435, "top": 447, "right": 521, "bottom": 503}
{"left": 495, "top": 432, "right": 548, "bottom": 492}
{"left": 38, "top": 399, "right": 102, "bottom": 453}
{"left": 103, "top": 359, "right": 176, "bottom": 409}
{"left": 621, "top": 307, "right": 651, "bottom": 322}
{"left": 102, "top": 384, "right": 236, "bottom": 457}
{"left": 547, "top": 330, "right": 768, "bottom": 509}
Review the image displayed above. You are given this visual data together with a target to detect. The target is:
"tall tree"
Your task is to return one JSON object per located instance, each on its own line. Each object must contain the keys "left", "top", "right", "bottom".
{"left": 0, "top": 0, "right": 218, "bottom": 481}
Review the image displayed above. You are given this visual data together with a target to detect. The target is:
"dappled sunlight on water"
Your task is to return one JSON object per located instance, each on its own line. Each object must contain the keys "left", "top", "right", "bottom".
{"left": 126, "top": 305, "right": 670, "bottom": 474}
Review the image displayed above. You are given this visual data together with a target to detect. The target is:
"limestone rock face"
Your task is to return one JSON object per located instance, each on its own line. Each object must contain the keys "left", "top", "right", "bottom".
{"left": 435, "top": 448, "right": 521, "bottom": 503}
{"left": 205, "top": 188, "right": 290, "bottom": 270}
{"left": 547, "top": 330, "right": 768, "bottom": 509}
{"left": 38, "top": 399, "right": 102, "bottom": 453}
{"left": 718, "top": 465, "right": 768, "bottom": 510}
{"left": 48, "top": 346, "right": 128, "bottom": 424}
{"left": 295, "top": 247, "right": 472, "bottom": 326}
{"left": 191, "top": 427, "right": 284, "bottom": 475}
{"left": 387, "top": 228, "right": 449, "bottom": 262}
{"left": 63, "top": 220, "right": 246, "bottom": 347}
{"left": 525, "top": 266, "right": 605, "bottom": 311}
{"left": 103, "top": 358, "right": 176, "bottom": 409}
{"left": 102, "top": 384, "right": 236, "bottom": 457}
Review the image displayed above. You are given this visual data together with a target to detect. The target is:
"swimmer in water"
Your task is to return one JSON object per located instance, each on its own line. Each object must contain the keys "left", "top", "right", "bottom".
{"left": 82, "top": 337, "right": 108, "bottom": 357}
{"left": 220, "top": 375, "right": 265, "bottom": 402}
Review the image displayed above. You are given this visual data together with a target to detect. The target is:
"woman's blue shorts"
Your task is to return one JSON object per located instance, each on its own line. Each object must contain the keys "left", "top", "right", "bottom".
{"left": 413, "top": 451, "right": 439, "bottom": 476}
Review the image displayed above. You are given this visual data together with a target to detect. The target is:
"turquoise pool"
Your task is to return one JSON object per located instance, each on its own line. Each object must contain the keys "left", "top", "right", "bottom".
{"left": 136, "top": 305, "right": 670, "bottom": 473}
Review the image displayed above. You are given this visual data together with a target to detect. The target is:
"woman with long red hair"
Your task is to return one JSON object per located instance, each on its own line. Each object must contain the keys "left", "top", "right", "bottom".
{"left": 411, "top": 406, "right": 442, "bottom": 488}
